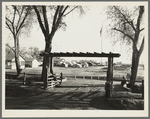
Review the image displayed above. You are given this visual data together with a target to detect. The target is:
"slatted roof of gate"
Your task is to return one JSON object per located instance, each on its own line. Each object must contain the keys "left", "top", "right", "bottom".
{"left": 40, "top": 52, "right": 120, "bottom": 57}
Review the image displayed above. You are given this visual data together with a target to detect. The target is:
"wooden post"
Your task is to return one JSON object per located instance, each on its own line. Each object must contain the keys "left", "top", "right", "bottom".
{"left": 23, "top": 72, "right": 26, "bottom": 85}
{"left": 50, "top": 57, "right": 53, "bottom": 74}
{"left": 105, "top": 81, "right": 111, "bottom": 98}
{"left": 44, "top": 67, "right": 48, "bottom": 89}
{"left": 6, "top": 73, "right": 7, "bottom": 79}
{"left": 108, "top": 54, "right": 113, "bottom": 97}
{"left": 106, "top": 70, "right": 109, "bottom": 81}
{"left": 142, "top": 80, "right": 144, "bottom": 99}
{"left": 60, "top": 72, "right": 63, "bottom": 79}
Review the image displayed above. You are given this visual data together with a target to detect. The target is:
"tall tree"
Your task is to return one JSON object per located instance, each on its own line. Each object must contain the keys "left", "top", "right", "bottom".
{"left": 33, "top": 5, "right": 84, "bottom": 84}
{"left": 5, "top": 5, "right": 32, "bottom": 75}
{"left": 106, "top": 6, "right": 145, "bottom": 87}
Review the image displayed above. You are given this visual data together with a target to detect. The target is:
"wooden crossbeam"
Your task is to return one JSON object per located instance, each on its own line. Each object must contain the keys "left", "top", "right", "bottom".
{"left": 79, "top": 52, "right": 86, "bottom": 54}
{"left": 40, "top": 52, "right": 120, "bottom": 57}
{"left": 86, "top": 52, "right": 93, "bottom": 54}
{"left": 94, "top": 52, "right": 100, "bottom": 54}
{"left": 73, "top": 52, "right": 78, "bottom": 54}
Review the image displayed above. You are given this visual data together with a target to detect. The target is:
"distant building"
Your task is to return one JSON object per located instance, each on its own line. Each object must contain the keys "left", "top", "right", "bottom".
{"left": 5, "top": 48, "right": 25, "bottom": 69}
{"left": 73, "top": 63, "right": 82, "bottom": 68}
{"left": 59, "top": 62, "right": 68, "bottom": 67}
{"left": 25, "top": 57, "right": 40, "bottom": 68}
{"left": 5, "top": 46, "right": 40, "bottom": 69}
{"left": 53, "top": 57, "right": 65, "bottom": 66}
{"left": 116, "top": 62, "right": 122, "bottom": 65}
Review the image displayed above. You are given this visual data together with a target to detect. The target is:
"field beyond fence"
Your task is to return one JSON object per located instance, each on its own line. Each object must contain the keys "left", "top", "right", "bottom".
{"left": 5, "top": 65, "right": 144, "bottom": 81}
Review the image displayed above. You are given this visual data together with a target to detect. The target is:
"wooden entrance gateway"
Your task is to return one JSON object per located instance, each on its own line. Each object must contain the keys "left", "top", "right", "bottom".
{"left": 41, "top": 52, "right": 120, "bottom": 97}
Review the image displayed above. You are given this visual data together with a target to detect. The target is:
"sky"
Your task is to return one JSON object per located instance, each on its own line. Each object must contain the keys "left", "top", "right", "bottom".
{"left": 6, "top": 5, "right": 146, "bottom": 64}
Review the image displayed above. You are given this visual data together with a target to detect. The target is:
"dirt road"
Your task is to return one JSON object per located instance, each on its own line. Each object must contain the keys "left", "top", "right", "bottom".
{"left": 6, "top": 79, "right": 115, "bottom": 110}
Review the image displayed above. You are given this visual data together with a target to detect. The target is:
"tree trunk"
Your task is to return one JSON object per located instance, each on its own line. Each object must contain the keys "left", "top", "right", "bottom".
{"left": 129, "top": 33, "right": 144, "bottom": 88}
{"left": 41, "top": 55, "right": 49, "bottom": 89}
{"left": 129, "top": 47, "right": 140, "bottom": 87}
{"left": 41, "top": 38, "right": 53, "bottom": 81}
{"left": 14, "top": 36, "right": 21, "bottom": 76}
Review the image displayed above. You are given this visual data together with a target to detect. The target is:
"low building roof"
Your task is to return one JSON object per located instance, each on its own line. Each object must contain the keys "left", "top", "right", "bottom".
{"left": 24, "top": 57, "right": 34, "bottom": 61}
{"left": 5, "top": 45, "right": 36, "bottom": 61}
{"left": 6, "top": 48, "right": 25, "bottom": 61}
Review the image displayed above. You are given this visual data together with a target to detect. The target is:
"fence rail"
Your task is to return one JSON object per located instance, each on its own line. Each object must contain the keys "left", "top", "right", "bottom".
{"left": 5, "top": 72, "right": 143, "bottom": 82}
{"left": 5, "top": 72, "right": 144, "bottom": 99}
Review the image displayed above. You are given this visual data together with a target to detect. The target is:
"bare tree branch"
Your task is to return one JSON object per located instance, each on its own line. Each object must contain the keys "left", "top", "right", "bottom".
{"left": 113, "top": 27, "right": 134, "bottom": 41}
{"left": 16, "top": 7, "right": 24, "bottom": 31}
{"left": 130, "top": 20, "right": 135, "bottom": 30}
{"left": 16, "top": 8, "right": 30, "bottom": 34}
{"left": 140, "top": 28, "right": 144, "bottom": 32}
{"left": 114, "top": 6, "right": 136, "bottom": 31}
{"left": 33, "top": 6, "right": 46, "bottom": 37}
{"left": 136, "top": 6, "right": 144, "bottom": 31}
{"left": 6, "top": 17, "right": 13, "bottom": 24}
{"left": 42, "top": 6, "right": 49, "bottom": 34}
{"left": 61, "top": 6, "right": 69, "bottom": 15}
{"left": 6, "top": 16, "right": 15, "bottom": 34}
{"left": 59, "top": 6, "right": 64, "bottom": 16}
{"left": 6, "top": 43, "right": 15, "bottom": 52}
{"left": 13, "top": 5, "right": 22, "bottom": 17}
{"left": 52, "top": 6, "right": 60, "bottom": 29}
{"left": 138, "top": 37, "right": 144, "bottom": 56}
{"left": 63, "top": 6, "right": 78, "bottom": 17}
{"left": 12, "top": 6, "right": 16, "bottom": 26}
{"left": 54, "top": 6, "right": 64, "bottom": 29}
{"left": 6, "top": 21, "right": 13, "bottom": 34}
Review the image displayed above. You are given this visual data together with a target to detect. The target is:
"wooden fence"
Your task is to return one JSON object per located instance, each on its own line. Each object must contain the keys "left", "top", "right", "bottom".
{"left": 5, "top": 72, "right": 144, "bottom": 99}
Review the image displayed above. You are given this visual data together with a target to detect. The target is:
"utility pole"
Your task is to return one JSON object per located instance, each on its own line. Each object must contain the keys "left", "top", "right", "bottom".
{"left": 101, "top": 35, "right": 102, "bottom": 65}
{"left": 100, "top": 26, "right": 103, "bottom": 65}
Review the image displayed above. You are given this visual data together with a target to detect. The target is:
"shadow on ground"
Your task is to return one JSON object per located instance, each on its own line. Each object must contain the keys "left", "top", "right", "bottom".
{"left": 5, "top": 79, "right": 144, "bottom": 110}
{"left": 5, "top": 83, "right": 114, "bottom": 110}
{"left": 89, "top": 96, "right": 114, "bottom": 110}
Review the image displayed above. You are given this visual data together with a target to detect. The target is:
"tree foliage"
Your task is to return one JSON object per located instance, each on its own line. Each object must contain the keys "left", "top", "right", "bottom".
{"left": 106, "top": 6, "right": 144, "bottom": 46}
{"left": 33, "top": 5, "right": 84, "bottom": 39}
{"left": 6, "top": 5, "right": 33, "bottom": 37}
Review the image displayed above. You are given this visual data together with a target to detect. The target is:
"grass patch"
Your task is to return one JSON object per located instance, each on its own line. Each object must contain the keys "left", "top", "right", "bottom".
{"left": 107, "top": 98, "right": 144, "bottom": 110}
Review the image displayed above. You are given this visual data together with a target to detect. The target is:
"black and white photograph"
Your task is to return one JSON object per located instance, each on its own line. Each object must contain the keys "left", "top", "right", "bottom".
{"left": 2, "top": 1, "right": 149, "bottom": 117}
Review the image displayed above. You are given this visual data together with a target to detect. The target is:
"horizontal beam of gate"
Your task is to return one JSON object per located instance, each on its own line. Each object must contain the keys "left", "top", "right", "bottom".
{"left": 40, "top": 52, "right": 120, "bottom": 57}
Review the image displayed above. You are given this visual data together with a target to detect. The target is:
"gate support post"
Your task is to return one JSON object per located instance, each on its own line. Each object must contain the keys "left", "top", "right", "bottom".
{"left": 50, "top": 57, "right": 54, "bottom": 74}
{"left": 23, "top": 72, "right": 26, "bottom": 85}
{"left": 44, "top": 67, "right": 48, "bottom": 89}
{"left": 142, "top": 80, "right": 144, "bottom": 99}
{"left": 107, "top": 53, "right": 113, "bottom": 97}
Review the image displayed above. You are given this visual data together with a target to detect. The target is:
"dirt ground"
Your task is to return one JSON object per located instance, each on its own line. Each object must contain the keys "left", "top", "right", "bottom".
{"left": 5, "top": 78, "right": 143, "bottom": 110}
{"left": 6, "top": 79, "right": 112, "bottom": 110}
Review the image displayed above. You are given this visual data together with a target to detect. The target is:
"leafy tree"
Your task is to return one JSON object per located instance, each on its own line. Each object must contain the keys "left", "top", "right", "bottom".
{"left": 5, "top": 5, "right": 33, "bottom": 75}
{"left": 106, "top": 6, "right": 144, "bottom": 87}
{"left": 5, "top": 43, "right": 11, "bottom": 54}
{"left": 33, "top": 5, "right": 84, "bottom": 86}
{"left": 28, "top": 46, "right": 40, "bottom": 59}
{"left": 32, "top": 47, "right": 40, "bottom": 58}
{"left": 19, "top": 47, "right": 28, "bottom": 56}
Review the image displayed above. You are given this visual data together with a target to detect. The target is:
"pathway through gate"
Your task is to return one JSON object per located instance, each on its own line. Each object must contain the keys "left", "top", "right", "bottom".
{"left": 40, "top": 52, "right": 121, "bottom": 97}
